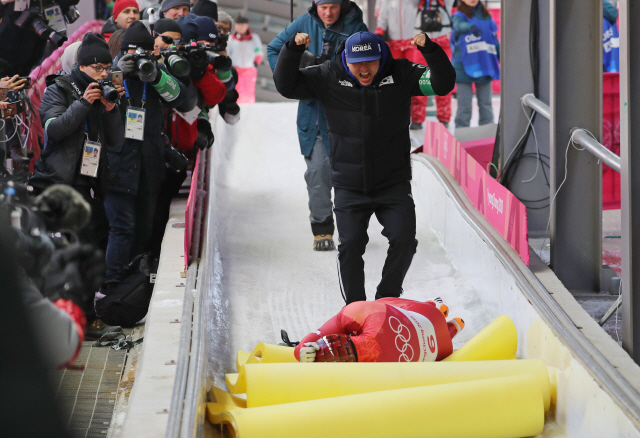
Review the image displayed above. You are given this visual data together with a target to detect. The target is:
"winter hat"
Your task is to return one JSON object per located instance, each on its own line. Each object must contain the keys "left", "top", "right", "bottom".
{"left": 121, "top": 20, "right": 155, "bottom": 50}
{"left": 216, "top": 10, "right": 233, "bottom": 25}
{"left": 113, "top": 0, "right": 139, "bottom": 20}
{"left": 194, "top": 16, "right": 218, "bottom": 42}
{"left": 77, "top": 33, "right": 112, "bottom": 65}
{"left": 61, "top": 41, "right": 82, "bottom": 73}
{"left": 345, "top": 31, "right": 382, "bottom": 63}
{"left": 176, "top": 16, "right": 199, "bottom": 42}
{"left": 191, "top": 0, "right": 217, "bottom": 20}
{"left": 314, "top": 0, "right": 341, "bottom": 4}
{"left": 154, "top": 17, "right": 182, "bottom": 35}
{"left": 160, "top": 0, "right": 190, "bottom": 14}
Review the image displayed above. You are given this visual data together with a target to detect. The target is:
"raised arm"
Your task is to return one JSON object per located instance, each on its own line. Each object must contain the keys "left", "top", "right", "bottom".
{"left": 273, "top": 33, "right": 324, "bottom": 101}
{"left": 410, "top": 33, "right": 456, "bottom": 97}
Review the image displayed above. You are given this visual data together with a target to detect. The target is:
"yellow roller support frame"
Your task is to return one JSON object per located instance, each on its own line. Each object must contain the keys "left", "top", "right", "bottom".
{"left": 207, "top": 374, "right": 545, "bottom": 438}
{"left": 243, "top": 359, "right": 551, "bottom": 411}
{"left": 226, "top": 343, "right": 296, "bottom": 394}
{"left": 445, "top": 314, "right": 518, "bottom": 361}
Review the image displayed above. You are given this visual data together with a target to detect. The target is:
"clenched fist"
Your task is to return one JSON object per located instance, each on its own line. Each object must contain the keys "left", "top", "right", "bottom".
{"left": 294, "top": 32, "right": 312, "bottom": 48}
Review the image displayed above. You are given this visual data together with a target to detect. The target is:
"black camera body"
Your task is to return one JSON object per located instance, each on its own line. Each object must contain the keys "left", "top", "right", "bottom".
{"left": 97, "top": 80, "right": 119, "bottom": 103}
{"left": 15, "top": 8, "right": 67, "bottom": 47}
{"left": 130, "top": 47, "right": 156, "bottom": 76}
{"left": 180, "top": 43, "right": 212, "bottom": 70}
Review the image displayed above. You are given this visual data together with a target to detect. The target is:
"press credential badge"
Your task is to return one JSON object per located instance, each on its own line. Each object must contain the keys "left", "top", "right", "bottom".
{"left": 125, "top": 107, "right": 146, "bottom": 140}
{"left": 14, "top": 0, "right": 29, "bottom": 12}
{"left": 44, "top": 4, "right": 66, "bottom": 32}
{"left": 81, "top": 141, "right": 101, "bottom": 178}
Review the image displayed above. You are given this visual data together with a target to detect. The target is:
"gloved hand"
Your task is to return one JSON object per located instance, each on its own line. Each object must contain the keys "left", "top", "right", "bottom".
{"left": 40, "top": 243, "right": 105, "bottom": 315}
{"left": 117, "top": 53, "right": 136, "bottom": 76}
{"left": 213, "top": 55, "right": 232, "bottom": 72}
{"left": 194, "top": 118, "right": 214, "bottom": 150}
{"left": 191, "top": 66, "right": 207, "bottom": 81}
{"left": 299, "top": 342, "right": 320, "bottom": 362}
{"left": 470, "top": 24, "right": 482, "bottom": 37}
{"left": 138, "top": 62, "right": 158, "bottom": 82}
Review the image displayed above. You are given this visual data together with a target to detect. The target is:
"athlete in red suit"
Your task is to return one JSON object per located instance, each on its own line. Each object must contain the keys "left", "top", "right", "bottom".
{"left": 295, "top": 297, "right": 464, "bottom": 362}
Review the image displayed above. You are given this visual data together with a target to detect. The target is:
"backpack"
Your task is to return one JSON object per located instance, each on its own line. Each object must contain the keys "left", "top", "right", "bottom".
{"left": 418, "top": 0, "right": 452, "bottom": 33}
{"left": 95, "top": 253, "right": 158, "bottom": 327}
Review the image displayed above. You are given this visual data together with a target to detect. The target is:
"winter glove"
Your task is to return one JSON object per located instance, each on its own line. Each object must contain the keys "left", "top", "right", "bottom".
{"left": 117, "top": 53, "right": 137, "bottom": 76}
{"left": 190, "top": 66, "right": 207, "bottom": 81}
{"left": 470, "top": 24, "right": 482, "bottom": 37}
{"left": 299, "top": 342, "right": 320, "bottom": 362}
{"left": 138, "top": 61, "right": 158, "bottom": 82}
{"left": 40, "top": 243, "right": 105, "bottom": 315}
{"left": 212, "top": 55, "right": 232, "bottom": 72}
{"left": 194, "top": 118, "right": 214, "bottom": 150}
{"left": 315, "top": 334, "right": 358, "bottom": 362}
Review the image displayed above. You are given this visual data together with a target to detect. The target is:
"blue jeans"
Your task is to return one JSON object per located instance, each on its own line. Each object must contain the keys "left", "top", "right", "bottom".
{"left": 104, "top": 191, "right": 136, "bottom": 284}
{"left": 454, "top": 81, "right": 494, "bottom": 129}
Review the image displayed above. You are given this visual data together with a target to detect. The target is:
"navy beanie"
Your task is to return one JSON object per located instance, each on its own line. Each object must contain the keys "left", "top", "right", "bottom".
{"left": 176, "top": 16, "right": 199, "bottom": 42}
{"left": 194, "top": 16, "right": 218, "bottom": 42}
{"left": 77, "top": 33, "right": 112, "bottom": 65}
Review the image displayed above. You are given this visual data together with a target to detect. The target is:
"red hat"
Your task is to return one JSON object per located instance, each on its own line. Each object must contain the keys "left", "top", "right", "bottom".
{"left": 113, "top": 0, "right": 139, "bottom": 20}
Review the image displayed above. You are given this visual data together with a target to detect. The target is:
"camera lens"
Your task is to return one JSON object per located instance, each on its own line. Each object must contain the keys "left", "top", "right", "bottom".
{"left": 167, "top": 54, "right": 190, "bottom": 77}
{"left": 31, "top": 16, "right": 67, "bottom": 47}
{"left": 137, "top": 58, "right": 155, "bottom": 76}
{"left": 103, "top": 86, "right": 119, "bottom": 103}
{"left": 188, "top": 50, "right": 208, "bottom": 69}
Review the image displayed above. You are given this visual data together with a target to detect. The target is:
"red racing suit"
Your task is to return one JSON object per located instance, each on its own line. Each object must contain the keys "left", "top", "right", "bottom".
{"left": 295, "top": 297, "right": 458, "bottom": 362}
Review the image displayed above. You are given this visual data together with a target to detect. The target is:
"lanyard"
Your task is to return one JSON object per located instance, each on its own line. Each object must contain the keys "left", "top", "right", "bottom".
{"left": 123, "top": 80, "right": 147, "bottom": 108}
{"left": 84, "top": 118, "right": 100, "bottom": 143}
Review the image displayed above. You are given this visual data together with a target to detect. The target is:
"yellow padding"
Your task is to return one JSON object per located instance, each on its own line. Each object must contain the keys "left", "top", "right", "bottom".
{"left": 444, "top": 314, "right": 518, "bottom": 361}
{"left": 227, "top": 343, "right": 296, "bottom": 394}
{"left": 207, "top": 374, "right": 545, "bottom": 438}
{"left": 244, "top": 359, "right": 551, "bottom": 412}
{"left": 210, "top": 386, "right": 247, "bottom": 409}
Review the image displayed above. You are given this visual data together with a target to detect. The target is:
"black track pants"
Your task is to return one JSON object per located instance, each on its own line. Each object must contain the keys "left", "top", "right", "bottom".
{"left": 334, "top": 181, "right": 418, "bottom": 304}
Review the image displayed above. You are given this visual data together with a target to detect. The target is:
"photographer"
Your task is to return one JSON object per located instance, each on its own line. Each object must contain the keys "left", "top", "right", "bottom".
{"left": 104, "top": 21, "right": 189, "bottom": 287}
{"left": 160, "top": 0, "right": 190, "bottom": 20}
{"left": 213, "top": 10, "right": 241, "bottom": 125}
{"left": 0, "top": 0, "right": 79, "bottom": 76}
{"left": 30, "top": 33, "right": 124, "bottom": 250}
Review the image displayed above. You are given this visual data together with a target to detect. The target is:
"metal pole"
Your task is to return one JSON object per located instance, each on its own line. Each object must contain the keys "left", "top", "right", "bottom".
{"left": 549, "top": 0, "right": 602, "bottom": 294}
{"left": 521, "top": 93, "right": 551, "bottom": 121}
{"left": 570, "top": 128, "right": 621, "bottom": 173}
{"left": 619, "top": 0, "right": 640, "bottom": 361}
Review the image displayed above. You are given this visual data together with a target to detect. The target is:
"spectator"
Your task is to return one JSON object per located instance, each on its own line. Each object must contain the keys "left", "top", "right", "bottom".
{"left": 191, "top": 0, "right": 218, "bottom": 21}
{"left": 104, "top": 21, "right": 189, "bottom": 287}
{"left": 450, "top": 0, "right": 499, "bottom": 129}
{"left": 102, "top": 0, "right": 141, "bottom": 42}
{"left": 59, "top": 41, "right": 82, "bottom": 74}
{"left": 267, "top": 0, "right": 368, "bottom": 252}
{"left": 161, "top": 0, "right": 191, "bottom": 20}
{"left": 108, "top": 29, "right": 127, "bottom": 60}
{"left": 603, "top": 0, "right": 619, "bottom": 73}
{"left": 227, "top": 15, "right": 264, "bottom": 104}
{"left": 213, "top": 10, "right": 242, "bottom": 125}
{"left": 273, "top": 31, "right": 455, "bottom": 304}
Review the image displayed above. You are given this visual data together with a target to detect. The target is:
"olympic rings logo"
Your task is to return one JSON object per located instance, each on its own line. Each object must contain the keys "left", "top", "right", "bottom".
{"left": 389, "top": 316, "right": 414, "bottom": 362}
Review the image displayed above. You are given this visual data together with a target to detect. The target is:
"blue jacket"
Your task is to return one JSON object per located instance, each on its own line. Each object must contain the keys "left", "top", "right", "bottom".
{"left": 267, "top": 2, "right": 368, "bottom": 156}
{"left": 451, "top": 5, "right": 499, "bottom": 84}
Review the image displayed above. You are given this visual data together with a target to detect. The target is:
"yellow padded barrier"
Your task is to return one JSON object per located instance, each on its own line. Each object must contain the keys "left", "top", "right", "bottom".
{"left": 444, "top": 314, "right": 518, "bottom": 361}
{"left": 227, "top": 343, "right": 296, "bottom": 394}
{"left": 207, "top": 374, "right": 545, "bottom": 438}
{"left": 244, "top": 359, "right": 551, "bottom": 411}
{"left": 209, "top": 386, "right": 247, "bottom": 409}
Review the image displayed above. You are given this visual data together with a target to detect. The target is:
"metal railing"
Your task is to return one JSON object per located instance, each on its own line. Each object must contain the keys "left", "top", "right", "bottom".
{"left": 521, "top": 93, "right": 551, "bottom": 121}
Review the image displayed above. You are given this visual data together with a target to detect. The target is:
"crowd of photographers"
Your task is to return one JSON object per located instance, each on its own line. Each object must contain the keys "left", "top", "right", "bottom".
{"left": 0, "top": 0, "right": 242, "bottom": 369}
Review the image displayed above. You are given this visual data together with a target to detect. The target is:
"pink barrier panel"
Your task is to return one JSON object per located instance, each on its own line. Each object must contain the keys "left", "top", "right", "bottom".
{"left": 185, "top": 154, "right": 200, "bottom": 262}
{"left": 26, "top": 20, "right": 104, "bottom": 163}
{"left": 422, "top": 122, "right": 529, "bottom": 265}
{"left": 460, "top": 137, "right": 494, "bottom": 170}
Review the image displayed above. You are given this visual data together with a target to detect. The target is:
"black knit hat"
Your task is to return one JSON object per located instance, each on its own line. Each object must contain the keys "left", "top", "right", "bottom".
{"left": 77, "top": 33, "right": 112, "bottom": 66}
{"left": 121, "top": 20, "right": 155, "bottom": 51}
{"left": 191, "top": 0, "right": 217, "bottom": 20}
{"left": 160, "top": 0, "right": 190, "bottom": 13}
{"left": 154, "top": 17, "right": 182, "bottom": 35}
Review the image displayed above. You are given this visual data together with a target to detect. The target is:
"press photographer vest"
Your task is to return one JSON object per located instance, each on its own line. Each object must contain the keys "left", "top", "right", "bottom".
{"left": 450, "top": 11, "right": 500, "bottom": 80}
{"left": 603, "top": 17, "right": 620, "bottom": 73}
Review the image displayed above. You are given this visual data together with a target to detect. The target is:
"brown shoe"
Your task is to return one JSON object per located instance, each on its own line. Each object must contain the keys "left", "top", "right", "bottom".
{"left": 313, "top": 234, "right": 335, "bottom": 251}
{"left": 85, "top": 319, "right": 121, "bottom": 341}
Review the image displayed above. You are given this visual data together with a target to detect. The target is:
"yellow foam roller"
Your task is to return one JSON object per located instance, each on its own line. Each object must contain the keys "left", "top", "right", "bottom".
{"left": 210, "top": 386, "right": 247, "bottom": 409}
{"left": 244, "top": 359, "right": 551, "bottom": 411}
{"left": 227, "top": 343, "right": 297, "bottom": 394}
{"left": 444, "top": 314, "right": 518, "bottom": 361}
{"left": 207, "top": 374, "right": 545, "bottom": 438}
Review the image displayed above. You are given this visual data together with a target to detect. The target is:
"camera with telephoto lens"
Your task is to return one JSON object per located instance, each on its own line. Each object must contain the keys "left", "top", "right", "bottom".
{"left": 160, "top": 47, "right": 191, "bottom": 78}
{"left": 15, "top": 8, "right": 67, "bottom": 47}
{"left": 97, "top": 80, "right": 119, "bottom": 103}
{"left": 179, "top": 43, "right": 212, "bottom": 71}
{"left": 130, "top": 47, "right": 157, "bottom": 76}
{"left": 63, "top": 5, "right": 80, "bottom": 24}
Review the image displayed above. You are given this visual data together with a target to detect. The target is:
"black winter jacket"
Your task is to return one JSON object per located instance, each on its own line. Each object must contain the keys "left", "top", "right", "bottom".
{"left": 107, "top": 65, "right": 189, "bottom": 195}
{"left": 274, "top": 35, "right": 455, "bottom": 193}
{"left": 31, "top": 72, "right": 124, "bottom": 193}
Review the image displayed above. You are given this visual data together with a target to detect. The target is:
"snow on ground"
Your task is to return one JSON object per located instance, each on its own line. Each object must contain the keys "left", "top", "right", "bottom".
{"left": 206, "top": 103, "right": 495, "bottom": 385}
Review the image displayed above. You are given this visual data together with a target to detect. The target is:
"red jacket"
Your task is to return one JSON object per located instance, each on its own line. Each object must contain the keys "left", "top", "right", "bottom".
{"left": 295, "top": 298, "right": 458, "bottom": 362}
{"left": 169, "top": 66, "right": 226, "bottom": 154}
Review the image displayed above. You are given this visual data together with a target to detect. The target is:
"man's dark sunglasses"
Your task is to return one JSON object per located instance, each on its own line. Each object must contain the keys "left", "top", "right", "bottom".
{"left": 154, "top": 31, "right": 180, "bottom": 45}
